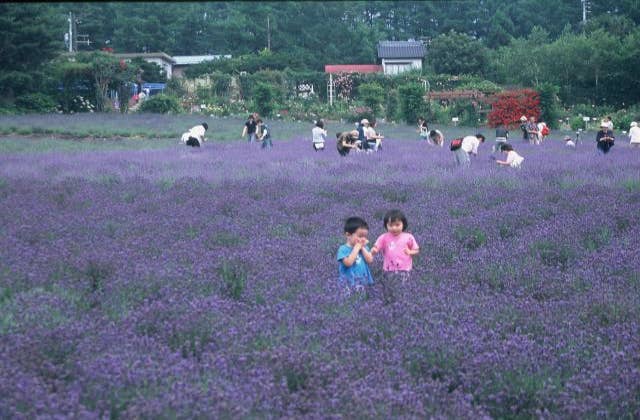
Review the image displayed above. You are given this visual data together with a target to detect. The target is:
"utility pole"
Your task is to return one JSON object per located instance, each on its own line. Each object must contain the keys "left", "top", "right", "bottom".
{"left": 267, "top": 16, "right": 271, "bottom": 51}
{"left": 67, "top": 12, "right": 73, "bottom": 52}
{"left": 66, "top": 12, "right": 91, "bottom": 53}
{"left": 581, "top": 0, "right": 591, "bottom": 24}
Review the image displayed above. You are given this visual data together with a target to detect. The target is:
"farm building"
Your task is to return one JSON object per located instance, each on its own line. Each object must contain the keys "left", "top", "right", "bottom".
{"left": 377, "top": 40, "right": 426, "bottom": 75}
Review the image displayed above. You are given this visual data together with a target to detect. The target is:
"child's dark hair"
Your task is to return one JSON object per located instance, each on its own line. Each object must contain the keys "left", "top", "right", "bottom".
{"left": 476, "top": 133, "right": 486, "bottom": 142}
{"left": 316, "top": 120, "right": 324, "bottom": 128}
{"left": 344, "top": 217, "right": 369, "bottom": 234}
{"left": 501, "top": 143, "right": 514, "bottom": 152}
{"left": 383, "top": 209, "right": 408, "bottom": 231}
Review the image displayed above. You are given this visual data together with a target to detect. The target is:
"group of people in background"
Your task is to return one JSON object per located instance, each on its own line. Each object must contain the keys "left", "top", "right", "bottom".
{"left": 320, "top": 118, "right": 385, "bottom": 156}
{"left": 179, "top": 113, "right": 640, "bottom": 160}
{"left": 519, "top": 115, "right": 550, "bottom": 145}
{"left": 241, "top": 114, "right": 272, "bottom": 149}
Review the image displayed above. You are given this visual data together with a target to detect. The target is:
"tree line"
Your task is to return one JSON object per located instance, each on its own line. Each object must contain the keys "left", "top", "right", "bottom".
{"left": 1, "top": 1, "right": 639, "bottom": 110}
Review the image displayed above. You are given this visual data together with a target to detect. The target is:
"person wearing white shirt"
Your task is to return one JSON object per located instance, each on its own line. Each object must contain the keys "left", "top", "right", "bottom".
{"left": 428, "top": 129, "right": 444, "bottom": 147}
{"left": 181, "top": 122, "right": 208, "bottom": 147}
{"left": 454, "top": 133, "right": 485, "bottom": 166}
{"left": 629, "top": 122, "right": 640, "bottom": 147}
{"left": 564, "top": 135, "right": 576, "bottom": 149}
{"left": 312, "top": 120, "right": 327, "bottom": 151}
{"left": 604, "top": 116, "right": 614, "bottom": 131}
{"left": 366, "top": 120, "right": 384, "bottom": 151}
{"left": 495, "top": 143, "right": 524, "bottom": 168}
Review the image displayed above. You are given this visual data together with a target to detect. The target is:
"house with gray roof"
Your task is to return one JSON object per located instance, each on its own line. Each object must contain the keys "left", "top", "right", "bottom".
{"left": 377, "top": 40, "right": 426, "bottom": 75}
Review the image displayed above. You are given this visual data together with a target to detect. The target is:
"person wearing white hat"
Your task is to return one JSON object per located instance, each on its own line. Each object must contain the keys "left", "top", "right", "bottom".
{"left": 629, "top": 122, "right": 640, "bottom": 147}
{"left": 357, "top": 119, "right": 370, "bottom": 151}
{"left": 596, "top": 121, "right": 615, "bottom": 154}
{"left": 519, "top": 116, "right": 528, "bottom": 142}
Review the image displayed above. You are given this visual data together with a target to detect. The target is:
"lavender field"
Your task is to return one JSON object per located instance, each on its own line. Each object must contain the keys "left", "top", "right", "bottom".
{"left": 1, "top": 118, "right": 639, "bottom": 418}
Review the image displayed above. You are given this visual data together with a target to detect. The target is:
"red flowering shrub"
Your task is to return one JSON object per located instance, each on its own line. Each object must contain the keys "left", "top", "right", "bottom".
{"left": 487, "top": 89, "right": 541, "bottom": 128}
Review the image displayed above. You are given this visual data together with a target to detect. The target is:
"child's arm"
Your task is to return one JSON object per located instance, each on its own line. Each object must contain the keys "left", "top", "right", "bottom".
{"left": 495, "top": 159, "right": 510, "bottom": 166}
{"left": 341, "top": 243, "right": 362, "bottom": 267}
{"left": 360, "top": 242, "right": 374, "bottom": 264}
{"left": 370, "top": 245, "right": 379, "bottom": 255}
{"left": 404, "top": 236, "right": 420, "bottom": 256}
{"left": 241, "top": 126, "right": 247, "bottom": 137}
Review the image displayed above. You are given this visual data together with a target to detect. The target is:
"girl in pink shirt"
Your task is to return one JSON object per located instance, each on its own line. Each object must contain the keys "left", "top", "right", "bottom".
{"left": 371, "top": 209, "right": 420, "bottom": 277}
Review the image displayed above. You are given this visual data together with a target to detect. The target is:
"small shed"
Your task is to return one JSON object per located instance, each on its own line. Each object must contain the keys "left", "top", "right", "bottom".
{"left": 377, "top": 41, "right": 425, "bottom": 75}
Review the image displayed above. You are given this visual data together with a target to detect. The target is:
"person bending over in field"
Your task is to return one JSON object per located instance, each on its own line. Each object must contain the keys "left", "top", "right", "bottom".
{"left": 564, "top": 135, "right": 576, "bottom": 149}
{"left": 336, "top": 130, "right": 360, "bottom": 156}
{"left": 181, "top": 122, "right": 208, "bottom": 147}
{"left": 494, "top": 143, "right": 524, "bottom": 168}
{"left": 450, "top": 133, "right": 485, "bottom": 166}
{"left": 428, "top": 129, "right": 444, "bottom": 147}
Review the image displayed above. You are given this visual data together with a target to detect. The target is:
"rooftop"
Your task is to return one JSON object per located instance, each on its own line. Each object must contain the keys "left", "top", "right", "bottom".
{"left": 377, "top": 41, "right": 425, "bottom": 59}
{"left": 324, "top": 64, "right": 383, "bottom": 74}
{"left": 172, "top": 55, "right": 232, "bottom": 65}
{"left": 113, "top": 52, "right": 176, "bottom": 63}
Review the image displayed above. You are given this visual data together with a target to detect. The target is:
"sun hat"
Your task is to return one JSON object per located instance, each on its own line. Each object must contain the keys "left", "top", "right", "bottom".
{"left": 520, "top": 116, "right": 527, "bottom": 122}
{"left": 360, "top": 119, "right": 369, "bottom": 125}
{"left": 600, "top": 121, "right": 608, "bottom": 127}
{"left": 631, "top": 122, "right": 638, "bottom": 128}
{"left": 564, "top": 135, "right": 572, "bottom": 141}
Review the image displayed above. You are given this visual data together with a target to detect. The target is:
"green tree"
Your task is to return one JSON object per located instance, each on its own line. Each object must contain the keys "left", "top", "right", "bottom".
{"left": 486, "top": 10, "right": 515, "bottom": 47}
{"left": 428, "top": 31, "right": 489, "bottom": 76}
{"left": 253, "top": 82, "right": 276, "bottom": 116}
{"left": 398, "top": 83, "right": 425, "bottom": 124}
{"left": 357, "top": 82, "right": 385, "bottom": 117}
{"left": 0, "top": 4, "right": 63, "bottom": 101}
{"left": 537, "top": 83, "right": 560, "bottom": 128}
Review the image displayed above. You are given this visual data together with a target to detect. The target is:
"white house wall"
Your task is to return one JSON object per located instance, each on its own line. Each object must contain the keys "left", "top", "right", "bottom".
{"left": 145, "top": 58, "right": 173, "bottom": 80}
{"left": 382, "top": 59, "right": 422, "bottom": 75}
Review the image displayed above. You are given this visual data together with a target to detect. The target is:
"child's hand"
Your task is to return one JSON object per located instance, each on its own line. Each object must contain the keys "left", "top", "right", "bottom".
{"left": 404, "top": 247, "right": 413, "bottom": 255}
{"left": 358, "top": 238, "right": 369, "bottom": 247}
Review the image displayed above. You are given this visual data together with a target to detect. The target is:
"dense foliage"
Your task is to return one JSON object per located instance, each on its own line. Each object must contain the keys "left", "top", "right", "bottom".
{"left": 487, "top": 89, "right": 541, "bottom": 128}
{"left": 1, "top": 2, "right": 639, "bottom": 118}
{"left": 138, "top": 94, "right": 181, "bottom": 114}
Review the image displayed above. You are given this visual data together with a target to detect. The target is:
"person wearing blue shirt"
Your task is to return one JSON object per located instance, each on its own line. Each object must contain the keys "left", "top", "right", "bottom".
{"left": 337, "top": 217, "right": 374, "bottom": 290}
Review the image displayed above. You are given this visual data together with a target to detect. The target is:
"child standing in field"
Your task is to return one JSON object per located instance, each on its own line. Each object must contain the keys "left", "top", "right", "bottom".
{"left": 371, "top": 210, "right": 419, "bottom": 302}
{"left": 337, "top": 217, "right": 374, "bottom": 293}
